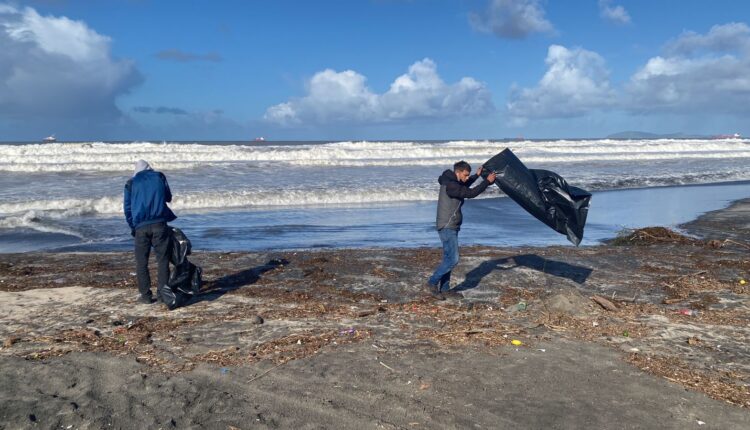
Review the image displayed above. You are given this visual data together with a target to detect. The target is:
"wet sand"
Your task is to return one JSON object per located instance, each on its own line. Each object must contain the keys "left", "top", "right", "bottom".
{"left": 1, "top": 201, "right": 750, "bottom": 428}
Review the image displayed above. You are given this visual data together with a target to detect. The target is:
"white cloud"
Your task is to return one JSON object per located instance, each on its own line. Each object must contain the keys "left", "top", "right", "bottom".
{"left": 664, "top": 22, "right": 750, "bottom": 56}
{"left": 0, "top": 4, "right": 142, "bottom": 125}
{"left": 598, "top": 0, "right": 631, "bottom": 25}
{"left": 469, "top": 0, "right": 554, "bottom": 39}
{"left": 507, "top": 45, "right": 615, "bottom": 122}
{"left": 264, "top": 59, "right": 493, "bottom": 126}
{"left": 626, "top": 23, "right": 750, "bottom": 113}
{"left": 506, "top": 23, "right": 750, "bottom": 124}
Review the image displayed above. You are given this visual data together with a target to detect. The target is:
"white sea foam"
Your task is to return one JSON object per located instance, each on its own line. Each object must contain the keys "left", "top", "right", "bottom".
{"left": 0, "top": 188, "right": 439, "bottom": 219}
{"left": 0, "top": 210, "right": 84, "bottom": 237}
{"left": 2, "top": 166, "right": 749, "bottom": 226}
{"left": 2, "top": 139, "right": 749, "bottom": 172}
{"left": 0, "top": 196, "right": 121, "bottom": 216}
{"left": 3, "top": 138, "right": 750, "bottom": 239}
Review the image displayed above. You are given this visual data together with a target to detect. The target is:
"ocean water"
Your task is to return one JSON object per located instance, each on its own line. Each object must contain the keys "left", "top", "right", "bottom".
{"left": 1, "top": 138, "right": 749, "bottom": 252}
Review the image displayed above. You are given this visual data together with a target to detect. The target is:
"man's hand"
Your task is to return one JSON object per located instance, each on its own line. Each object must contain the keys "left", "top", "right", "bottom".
{"left": 476, "top": 166, "right": 483, "bottom": 177}
{"left": 487, "top": 172, "right": 497, "bottom": 184}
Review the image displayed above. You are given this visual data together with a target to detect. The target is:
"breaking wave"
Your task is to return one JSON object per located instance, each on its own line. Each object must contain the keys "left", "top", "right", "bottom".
{"left": 1, "top": 138, "right": 749, "bottom": 172}
{"left": 0, "top": 188, "right": 438, "bottom": 219}
{"left": 2, "top": 168, "right": 749, "bottom": 226}
{"left": 0, "top": 211, "right": 84, "bottom": 238}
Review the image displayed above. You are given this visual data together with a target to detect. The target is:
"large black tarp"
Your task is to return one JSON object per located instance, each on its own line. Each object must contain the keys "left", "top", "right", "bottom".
{"left": 482, "top": 148, "right": 591, "bottom": 246}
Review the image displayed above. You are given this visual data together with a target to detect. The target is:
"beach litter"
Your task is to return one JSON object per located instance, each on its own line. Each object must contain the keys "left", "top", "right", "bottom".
{"left": 340, "top": 328, "right": 356, "bottom": 336}
{"left": 511, "top": 339, "right": 523, "bottom": 346}
{"left": 517, "top": 301, "right": 527, "bottom": 311}
{"left": 678, "top": 309, "right": 699, "bottom": 316}
{"left": 379, "top": 361, "right": 395, "bottom": 372}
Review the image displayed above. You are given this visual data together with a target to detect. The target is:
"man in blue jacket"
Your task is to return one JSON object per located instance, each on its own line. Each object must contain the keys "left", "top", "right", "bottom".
{"left": 427, "top": 161, "right": 495, "bottom": 300}
{"left": 124, "top": 160, "right": 177, "bottom": 304}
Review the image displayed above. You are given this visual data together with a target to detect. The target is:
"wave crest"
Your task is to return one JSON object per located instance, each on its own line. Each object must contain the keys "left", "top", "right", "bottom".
{"left": 2, "top": 139, "right": 748, "bottom": 172}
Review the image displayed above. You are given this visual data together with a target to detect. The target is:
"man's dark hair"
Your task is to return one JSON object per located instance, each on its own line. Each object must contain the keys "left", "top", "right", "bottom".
{"left": 453, "top": 160, "right": 471, "bottom": 173}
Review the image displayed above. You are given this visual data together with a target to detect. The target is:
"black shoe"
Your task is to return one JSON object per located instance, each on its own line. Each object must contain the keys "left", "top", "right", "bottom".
{"left": 424, "top": 282, "right": 446, "bottom": 301}
{"left": 442, "top": 289, "right": 463, "bottom": 299}
{"left": 138, "top": 295, "right": 155, "bottom": 304}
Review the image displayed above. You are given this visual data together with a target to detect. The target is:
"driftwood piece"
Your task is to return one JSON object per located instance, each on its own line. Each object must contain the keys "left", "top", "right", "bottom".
{"left": 591, "top": 295, "right": 618, "bottom": 311}
{"left": 356, "top": 309, "right": 376, "bottom": 318}
{"left": 724, "top": 239, "right": 750, "bottom": 250}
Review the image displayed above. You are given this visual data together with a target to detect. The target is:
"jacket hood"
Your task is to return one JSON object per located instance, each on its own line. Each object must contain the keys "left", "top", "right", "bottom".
{"left": 133, "top": 159, "right": 152, "bottom": 177}
{"left": 438, "top": 169, "right": 457, "bottom": 185}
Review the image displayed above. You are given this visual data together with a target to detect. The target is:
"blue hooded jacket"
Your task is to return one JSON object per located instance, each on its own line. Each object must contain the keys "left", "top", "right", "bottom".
{"left": 124, "top": 170, "right": 177, "bottom": 230}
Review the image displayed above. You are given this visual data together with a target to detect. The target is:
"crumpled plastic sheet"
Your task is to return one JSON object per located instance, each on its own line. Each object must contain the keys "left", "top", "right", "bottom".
{"left": 482, "top": 148, "right": 591, "bottom": 246}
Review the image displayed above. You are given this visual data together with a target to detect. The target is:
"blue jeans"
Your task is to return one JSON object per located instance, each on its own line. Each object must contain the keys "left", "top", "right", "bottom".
{"left": 429, "top": 228, "right": 459, "bottom": 291}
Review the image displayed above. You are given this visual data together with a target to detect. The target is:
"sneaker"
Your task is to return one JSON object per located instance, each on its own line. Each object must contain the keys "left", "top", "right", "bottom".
{"left": 137, "top": 295, "right": 155, "bottom": 304}
{"left": 442, "top": 289, "right": 463, "bottom": 299}
{"left": 424, "top": 282, "right": 446, "bottom": 301}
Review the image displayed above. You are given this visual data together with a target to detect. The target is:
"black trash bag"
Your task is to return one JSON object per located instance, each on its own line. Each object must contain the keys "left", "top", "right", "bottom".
{"left": 158, "top": 282, "right": 185, "bottom": 311}
{"left": 158, "top": 227, "right": 203, "bottom": 309}
{"left": 482, "top": 148, "right": 592, "bottom": 246}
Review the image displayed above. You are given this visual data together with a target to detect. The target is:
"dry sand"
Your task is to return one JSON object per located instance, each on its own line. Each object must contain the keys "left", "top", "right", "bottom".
{"left": 1, "top": 200, "right": 750, "bottom": 429}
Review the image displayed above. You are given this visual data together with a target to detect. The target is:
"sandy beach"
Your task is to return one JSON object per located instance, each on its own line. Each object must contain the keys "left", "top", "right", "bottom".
{"left": 1, "top": 200, "right": 750, "bottom": 429}
{"left": 4, "top": 0, "right": 750, "bottom": 428}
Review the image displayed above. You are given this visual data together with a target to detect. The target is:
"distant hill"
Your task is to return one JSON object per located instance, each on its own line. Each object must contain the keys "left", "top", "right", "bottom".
{"left": 606, "top": 131, "right": 708, "bottom": 139}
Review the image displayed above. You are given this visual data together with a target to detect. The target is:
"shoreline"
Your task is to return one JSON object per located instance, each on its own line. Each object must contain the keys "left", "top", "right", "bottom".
{"left": 0, "top": 197, "right": 749, "bottom": 427}
{"left": 5, "top": 180, "right": 750, "bottom": 254}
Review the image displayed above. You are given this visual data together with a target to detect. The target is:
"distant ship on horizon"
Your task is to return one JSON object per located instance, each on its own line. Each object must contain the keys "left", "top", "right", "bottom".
{"left": 254, "top": 136, "right": 266, "bottom": 142}
{"left": 42, "top": 135, "right": 56, "bottom": 143}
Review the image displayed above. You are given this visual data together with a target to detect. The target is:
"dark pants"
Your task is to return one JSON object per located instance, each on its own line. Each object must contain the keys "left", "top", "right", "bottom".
{"left": 428, "top": 228, "right": 459, "bottom": 291}
{"left": 134, "top": 222, "right": 171, "bottom": 298}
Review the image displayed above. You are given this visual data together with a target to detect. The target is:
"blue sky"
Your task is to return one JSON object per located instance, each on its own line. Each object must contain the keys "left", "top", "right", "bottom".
{"left": 1, "top": 0, "right": 749, "bottom": 140}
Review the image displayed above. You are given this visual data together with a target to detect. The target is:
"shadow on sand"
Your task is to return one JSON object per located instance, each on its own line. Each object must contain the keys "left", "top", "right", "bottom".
{"left": 455, "top": 254, "right": 593, "bottom": 291}
{"left": 186, "top": 258, "right": 289, "bottom": 305}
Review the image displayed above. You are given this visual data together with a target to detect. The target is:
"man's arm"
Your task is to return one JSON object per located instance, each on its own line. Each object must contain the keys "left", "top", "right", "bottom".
{"left": 161, "top": 173, "right": 172, "bottom": 203}
{"left": 124, "top": 179, "right": 134, "bottom": 230}
{"left": 445, "top": 180, "right": 489, "bottom": 199}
